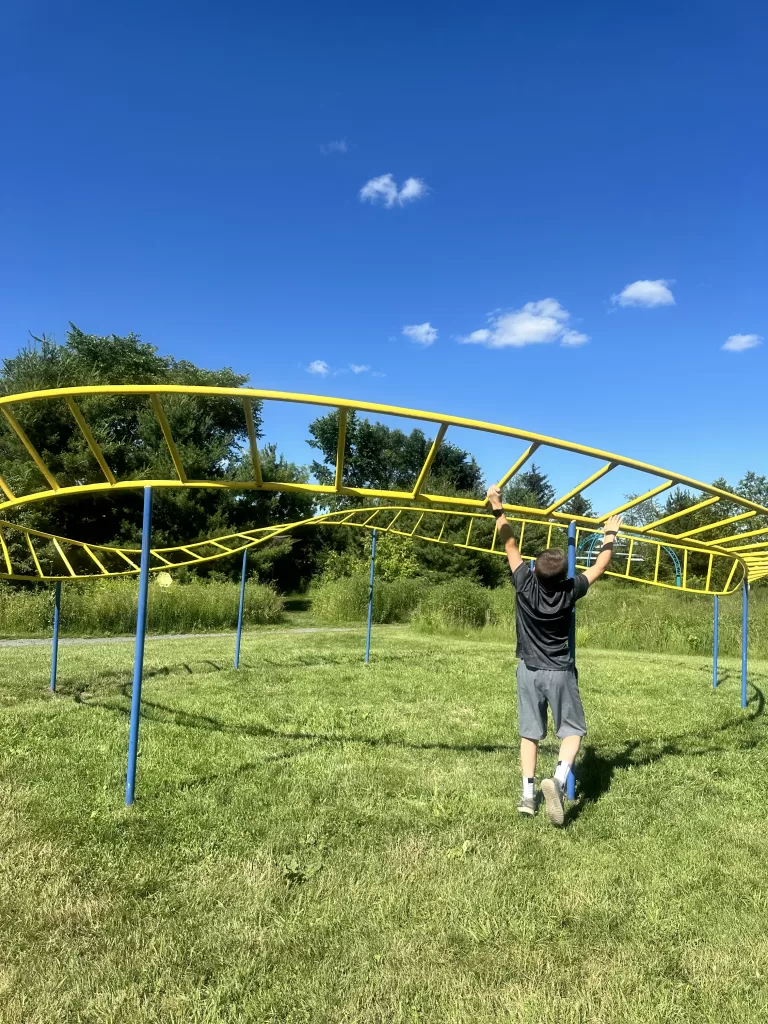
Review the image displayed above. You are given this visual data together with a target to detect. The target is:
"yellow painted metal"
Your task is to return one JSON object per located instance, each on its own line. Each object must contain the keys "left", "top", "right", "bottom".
{"left": 675, "top": 510, "right": 756, "bottom": 539}
{"left": 65, "top": 396, "right": 117, "bottom": 485}
{"left": 545, "top": 462, "right": 616, "bottom": 515}
{"left": 0, "top": 384, "right": 762, "bottom": 588}
{"left": 0, "top": 508, "right": 749, "bottom": 595}
{"left": 600, "top": 481, "right": 674, "bottom": 521}
{"left": 25, "top": 533, "right": 43, "bottom": 578}
{"left": 0, "top": 475, "right": 15, "bottom": 501}
{"left": 1, "top": 407, "right": 60, "bottom": 490}
{"left": 150, "top": 394, "right": 187, "bottom": 483}
{"left": 335, "top": 408, "right": 348, "bottom": 492}
{"left": 0, "top": 527, "right": 12, "bottom": 575}
{"left": 413, "top": 423, "right": 448, "bottom": 498}
{"left": 637, "top": 496, "right": 720, "bottom": 533}
{"left": 52, "top": 537, "right": 76, "bottom": 577}
{"left": 242, "top": 397, "right": 263, "bottom": 486}
{"left": 497, "top": 442, "right": 540, "bottom": 489}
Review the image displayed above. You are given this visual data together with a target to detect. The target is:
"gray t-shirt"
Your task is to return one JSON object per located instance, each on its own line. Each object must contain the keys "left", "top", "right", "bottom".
{"left": 509, "top": 563, "right": 589, "bottom": 670}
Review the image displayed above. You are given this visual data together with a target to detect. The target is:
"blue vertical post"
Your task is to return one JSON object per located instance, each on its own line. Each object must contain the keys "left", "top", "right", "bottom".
{"left": 126, "top": 486, "right": 153, "bottom": 807}
{"left": 712, "top": 595, "right": 719, "bottom": 689}
{"left": 234, "top": 548, "right": 247, "bottom": 669}
{"left": 741, "top": 581, "right": 748, "bottom": 709}
{"left": 50, "top": 581, "right": 61, "bottom": 693}
{"left": 364, "top": 529, "right": 377, "bottom": 664}
{"left": 566, "top": 521, "right": 577, "bottom": 801}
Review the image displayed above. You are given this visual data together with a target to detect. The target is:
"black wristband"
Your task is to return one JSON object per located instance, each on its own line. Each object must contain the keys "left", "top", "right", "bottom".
{"left": 492, "top": 508, "right": 504, "bottom": 519}
{"left": 605, "top": 530, "right": 618, "bottom": 536}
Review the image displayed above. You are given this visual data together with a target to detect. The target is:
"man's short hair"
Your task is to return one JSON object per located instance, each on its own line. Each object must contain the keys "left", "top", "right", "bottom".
{"left": 534, "top": 547, "right": 567, "bottom": 585}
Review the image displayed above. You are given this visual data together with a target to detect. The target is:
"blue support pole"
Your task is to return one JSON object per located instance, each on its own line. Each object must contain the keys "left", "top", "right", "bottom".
{"left": 50, "top": 581, "right": 61, "bottom": 693}
{"left": 713, "top": 595, "right": 719, "bottom": 689}
{"left": 566, "top": 521, "right": 577, "bottom": 801}
{"left": 741, "top": 581, "right": 748, "bottom": 709}
{"left": 125, "top": 487, "right": 153, "bottom": 807}
{"left": 364, "top": 529, "right": 377, "bottom": 664}
{"left": 234, "top": 548, "right": 247, "bottom": 669}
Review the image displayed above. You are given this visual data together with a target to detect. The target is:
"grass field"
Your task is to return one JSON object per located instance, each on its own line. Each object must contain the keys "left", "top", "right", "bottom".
{"left": 1, "top": 629, "right": 767, "bottom": 1023}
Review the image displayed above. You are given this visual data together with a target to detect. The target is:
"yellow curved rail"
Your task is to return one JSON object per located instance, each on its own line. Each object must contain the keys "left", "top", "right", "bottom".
{"left": 0, "top": 508, "right": 750, "bottom": 596}
{"left": 0, "top": 385, "right": 764, "bottom": 586}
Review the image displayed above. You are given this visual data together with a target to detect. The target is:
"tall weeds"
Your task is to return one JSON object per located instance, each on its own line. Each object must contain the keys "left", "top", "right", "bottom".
{"left": 0, "top": 578, "right": 283, "bottom": 638}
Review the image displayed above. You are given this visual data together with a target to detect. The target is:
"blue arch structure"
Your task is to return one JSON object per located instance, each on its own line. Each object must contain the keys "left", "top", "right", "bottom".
{"left": 578, "top": 533, "right": 682, "bottom": 588}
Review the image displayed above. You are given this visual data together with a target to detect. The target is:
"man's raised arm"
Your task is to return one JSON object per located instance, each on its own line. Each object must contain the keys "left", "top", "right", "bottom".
{"left": 582, "top": 514, "right": 622, "bottom": 585}
{"left": 486, "top": 485, "right": 524, "bottom": 572}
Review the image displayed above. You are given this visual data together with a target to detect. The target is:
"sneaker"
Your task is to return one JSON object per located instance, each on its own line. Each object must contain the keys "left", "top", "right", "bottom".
{"left": 517, "top": 794, "right": 538, "bottom": 817}
{"left": 541, "top": 777, "right": 565, "bottom": 827}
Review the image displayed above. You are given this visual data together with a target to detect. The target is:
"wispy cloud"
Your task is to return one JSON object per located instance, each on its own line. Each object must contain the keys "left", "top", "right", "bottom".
{"left": 307, "top": 360, "right": 330, "bottom": 376}
{"left": 561, "top": 329, "right": 589, "bottom": 347}
{"left": 360, "top": 173, "right": 428, "bottom": 208}
{"left": 460, "top": 299, "right": 588, "bottom": 349}
{"left": 320, "top": 139, "right": 347, "bottom": 155}
{"left": 402, "top": 322, "right": 437, "bottom": 346}
{"left": 306, "top": 360, "right": 382, "bottom": 377}
{"left": 611, "top": 279, "right": 675, "bottom": 308}
{"left": 722, "top": 333, "right": 762, "bottom": 353}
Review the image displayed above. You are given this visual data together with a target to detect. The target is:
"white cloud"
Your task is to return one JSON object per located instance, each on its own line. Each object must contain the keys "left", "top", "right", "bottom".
{"left": 561, "top": 329, "right": 589, "bottom": 347}
{"left": 307, "top": 360, "right": 330, "bottom": 375}
{"left": 349, "top": 364, "right": 370, "bottom": 373}
{"left": 320, "top": 139, "right": 347, "bottom": 155}
{"left": 611, "top": 279, "right": 675, "bottom": 308}
{"left": 722, "top": 333, "right": 762, "bottom": 353}
{"left": 402, "top": 322, "right": 438, "bottom": 346}
{"left": 359, "top": 173, "right": 428, "bottom": 208}
{"left": 460, "top": 298, "right": 589, "bottom": 349}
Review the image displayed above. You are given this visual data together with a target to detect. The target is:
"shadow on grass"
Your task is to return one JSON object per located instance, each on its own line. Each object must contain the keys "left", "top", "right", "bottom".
{"left": 566, "top": 680, "right": 765, "bottom": 825}
{"left": 75, "top": 675, "right": 766, "bottom": 806}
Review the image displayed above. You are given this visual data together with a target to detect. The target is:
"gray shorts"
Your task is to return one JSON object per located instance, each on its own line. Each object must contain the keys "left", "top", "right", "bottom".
{"left": 516, "top": 661, "right": 587, "bottom": 741}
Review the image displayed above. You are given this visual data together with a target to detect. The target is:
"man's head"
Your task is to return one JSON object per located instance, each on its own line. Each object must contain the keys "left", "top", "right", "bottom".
{"left": 534, "top": 547, "right": 567, "bottom": 587}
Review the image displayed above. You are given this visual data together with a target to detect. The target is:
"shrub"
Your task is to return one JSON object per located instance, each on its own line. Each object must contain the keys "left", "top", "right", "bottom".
{"left": 412, "top": 578, "right": 495, "bottom": 632}
{"left": 312, "top": 572, "right": 426, "bottom": 624}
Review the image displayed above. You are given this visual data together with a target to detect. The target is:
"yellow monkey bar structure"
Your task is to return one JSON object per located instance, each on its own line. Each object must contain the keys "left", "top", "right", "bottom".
{"left": 0, "top": 384, "right": 765, "bottom": 590}
{"left": 1, "top": 384, "right": 763, "bottom": 805}
{"left": 0, "top": 507, "right": 753, "bottom": 597}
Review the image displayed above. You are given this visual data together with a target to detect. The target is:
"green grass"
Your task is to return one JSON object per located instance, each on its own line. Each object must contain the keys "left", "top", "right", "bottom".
{"left": 1, "top": 630, "right": 768, "bottom": 1022}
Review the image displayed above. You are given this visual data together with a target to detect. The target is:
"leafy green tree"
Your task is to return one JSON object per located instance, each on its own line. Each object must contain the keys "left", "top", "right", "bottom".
{"left": 307, "top": 411, "right": 484, "bottom": 501}
{"left": 0, "top": 329, "right": 316, "bottom": 582}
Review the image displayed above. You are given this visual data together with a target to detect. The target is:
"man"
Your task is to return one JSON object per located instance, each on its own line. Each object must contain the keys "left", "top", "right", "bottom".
{"left": 486, "top": 484, "right": 621, "bottom": 827}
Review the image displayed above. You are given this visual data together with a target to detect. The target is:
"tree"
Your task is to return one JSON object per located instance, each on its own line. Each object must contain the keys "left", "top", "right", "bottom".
{"left": 561, "top": 493, "right": 594, "bottom": 518}
{"left": 503, "top": 464, "right": 555, "bottom": 509}
{"left": 307, "top": 411, "right": 484, "bottom": 501}
{"left": 0, "top": 329, "right": 316, "bottom": 580}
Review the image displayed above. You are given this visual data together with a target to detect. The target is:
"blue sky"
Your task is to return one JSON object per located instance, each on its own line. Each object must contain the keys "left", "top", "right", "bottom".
{"left": 1, "top": 0, "right": 766, "bottom": 503}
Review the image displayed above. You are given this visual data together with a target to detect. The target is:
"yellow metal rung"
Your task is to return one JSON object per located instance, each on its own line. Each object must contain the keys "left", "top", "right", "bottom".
{"left": 52, "top": 537, "right": 76, "bottom": 577}
{"left": 0, "top": 527, "right": 12, "bottom": 574}
{"left": 65, "top": 396, "right": 117, "bottom": 485}
{"left": 1, "top": 407, "right": 59, "bottom": 490}
{"left": 150, "top": 395, "right": 187, "bottom": 483}
{"left": 25, "top": 532, "right": 43, "bottom": 577}
{"left": 242, "top": 397, "right": 263, "bottom": 486}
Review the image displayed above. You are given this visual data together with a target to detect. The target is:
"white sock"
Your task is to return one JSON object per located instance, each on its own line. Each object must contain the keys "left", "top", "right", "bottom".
{"left": 522, "top": 777, "right": 535, "bottom": 800}
{"left": 554, "top": 761, "right": 571, "bottom": 787}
